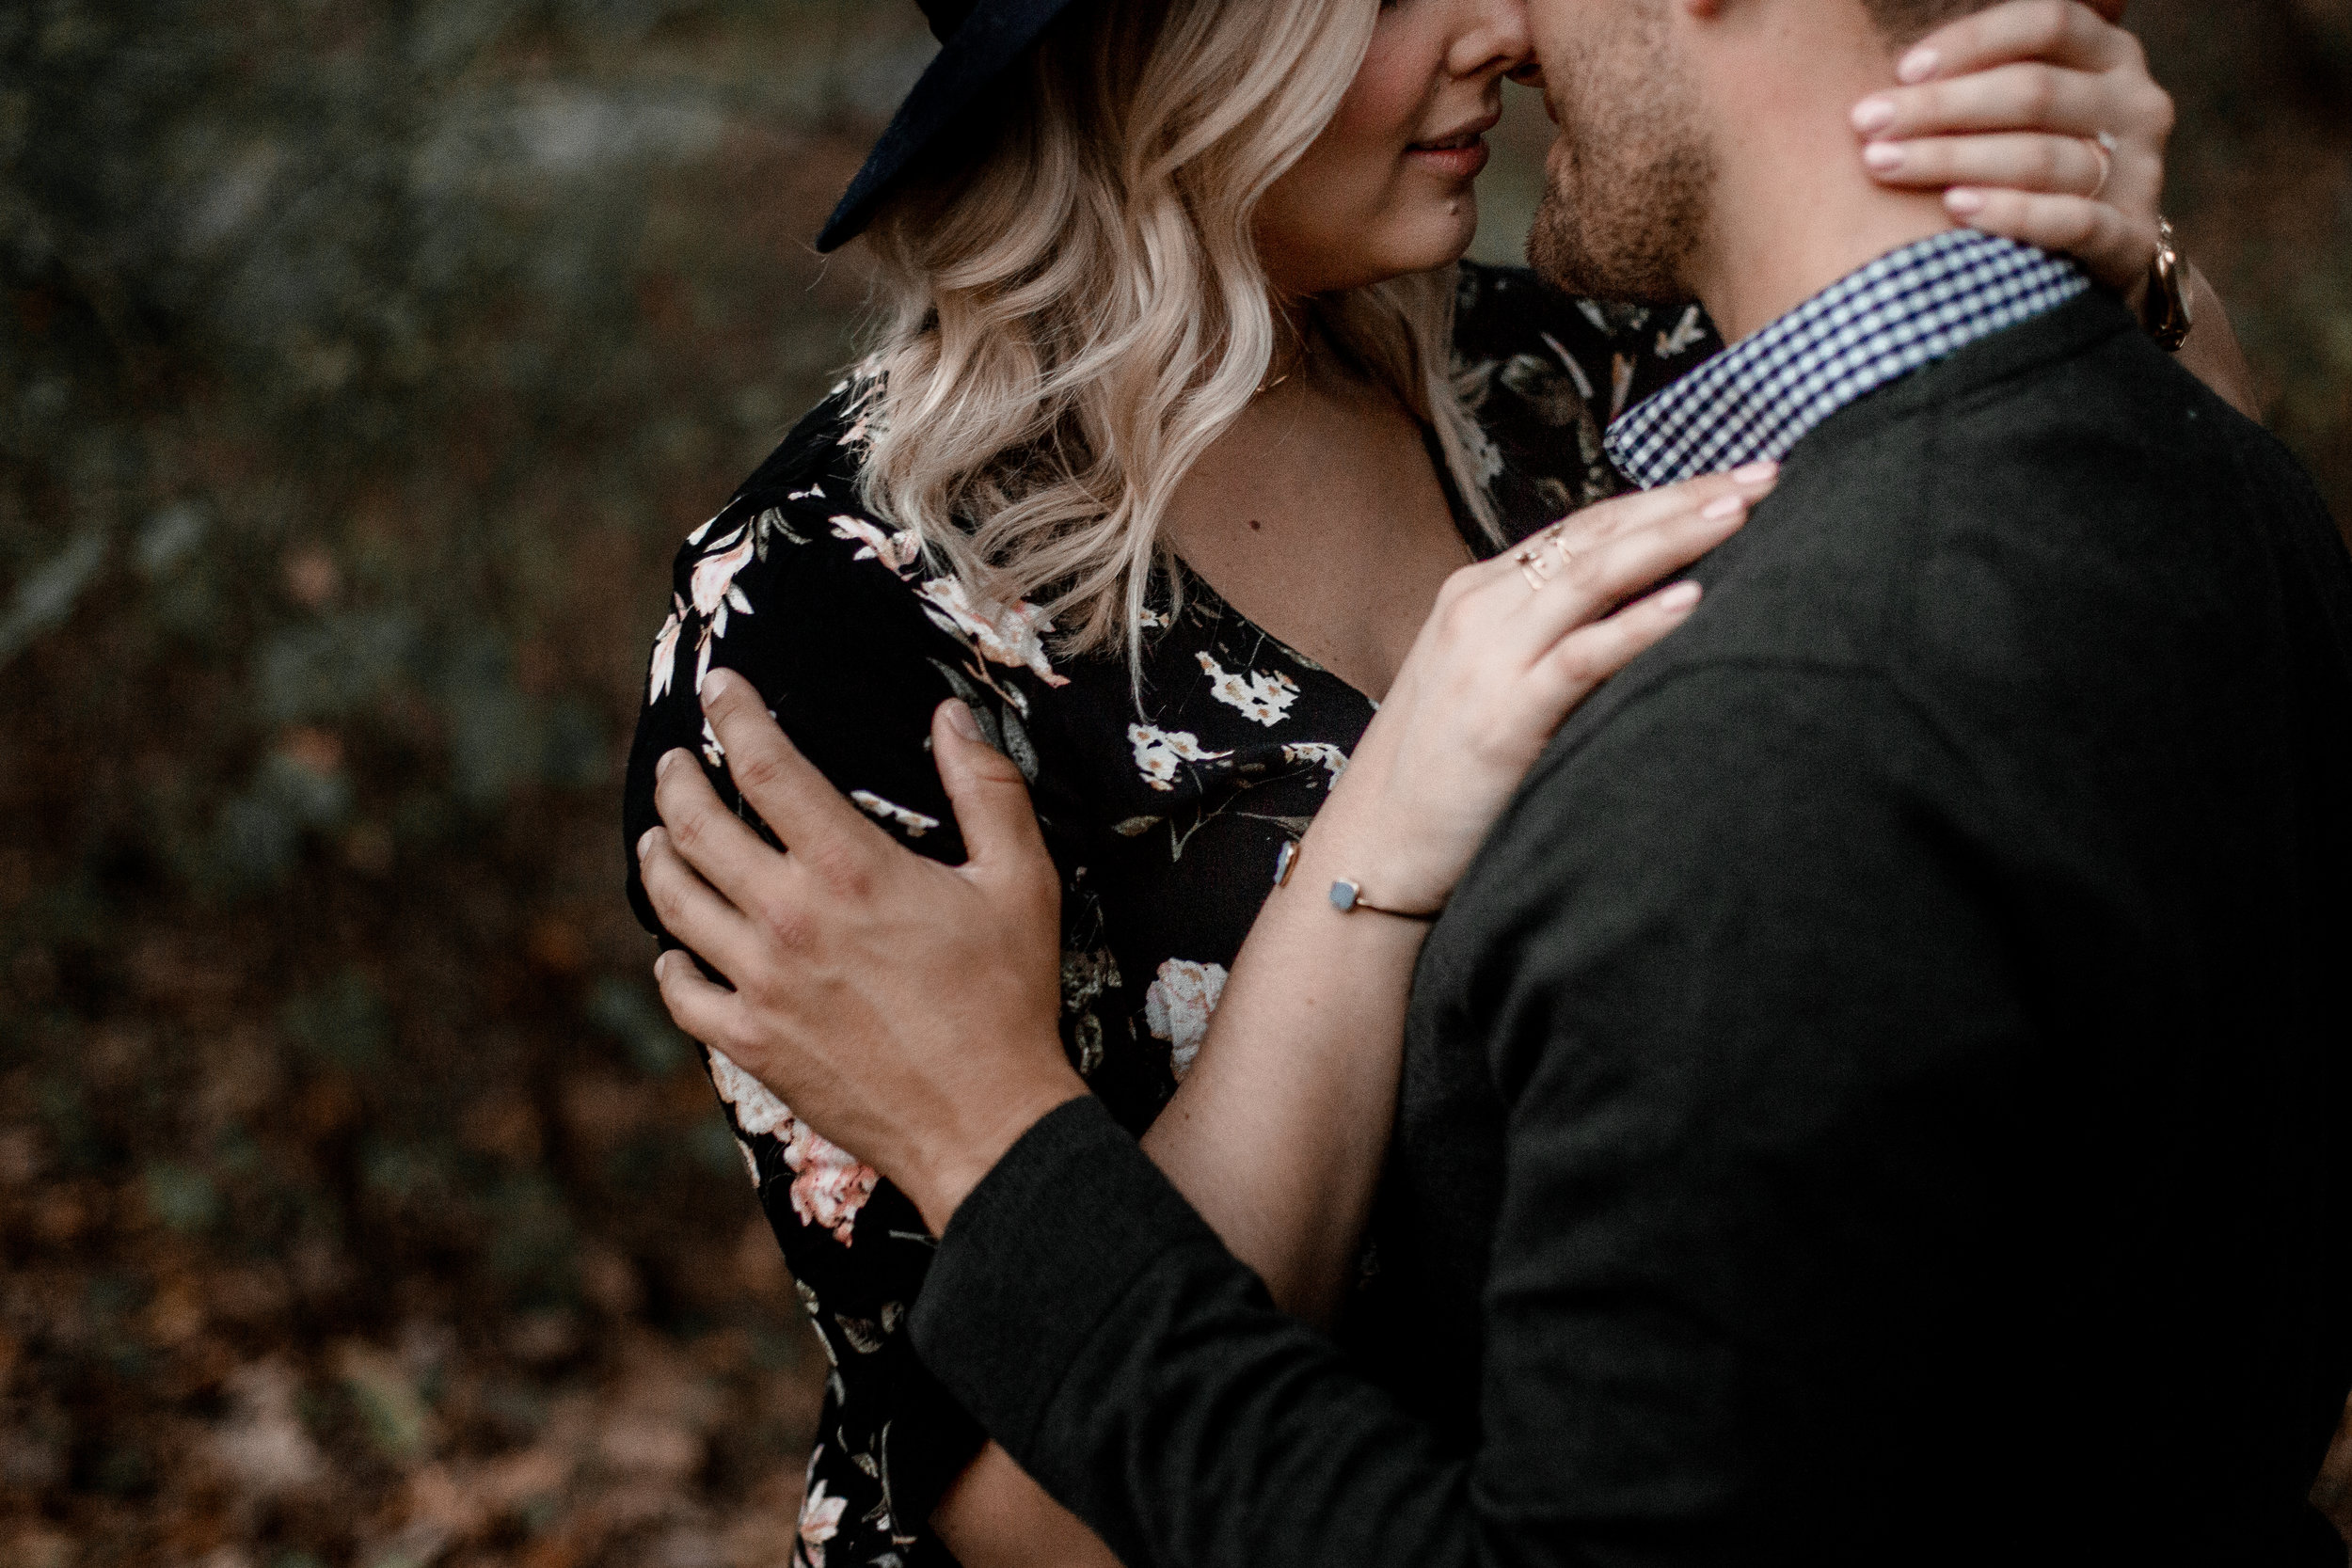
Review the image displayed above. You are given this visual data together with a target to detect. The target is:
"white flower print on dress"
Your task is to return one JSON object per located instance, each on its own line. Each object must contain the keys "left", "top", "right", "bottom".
{"left": 707, "top": 1045, "right": 791, "bottom": 1137}
{"left": 689, "top": 526, "right": 757, "bottom": 691}
{"left": 647, "top": 593, "right": 686, "bottom": 705}
{"left": 1145, "top": 958, "right": 1228, "bottom": 1081}
{"left": 830, "top": 515, "right": 921, "bottom": 576}
{"left": 1127, "top": 724, "right": 1232, "bottom": 792}
{"left": 1656, "top": 304, "right": 1709, "bottom": 358}
{"left": 915, "top": 578, "right": 1072, "bottom": 687}
{"left": 688, "top": 527, "right": 754, "bottom": 616}
{"left": 799, "top": 1473, "right": 847, "bottom": 1568}
{"left": 1197, "top": 651, "right": 1300, "bottom": 727}
{"left": 1281, "top": 741, "right": 1349, "bottom": 785}
{"left": 1610, "top": 353, "right": 1637, "bottom": 420}
{"left": 783, "top": 1120, "right": 880, "bottom": 1245}
{"left": 707, "top": 1048, "right": 879, "bottom": 1243}
{"left": 752, "top": 505, "right": 809, "bottom": 546}
{"left": 850, "top": 790, "right": 940, "bottom": 838}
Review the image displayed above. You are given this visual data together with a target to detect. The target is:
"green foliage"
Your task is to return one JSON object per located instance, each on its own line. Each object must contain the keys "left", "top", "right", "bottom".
{"left": 0, "top": 0, "right": 930, "bottom": 901}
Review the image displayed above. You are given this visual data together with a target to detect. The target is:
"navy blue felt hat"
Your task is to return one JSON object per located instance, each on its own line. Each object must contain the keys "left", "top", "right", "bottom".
{"left": 816, "top": 0, "right": 1089, "bottom": 252}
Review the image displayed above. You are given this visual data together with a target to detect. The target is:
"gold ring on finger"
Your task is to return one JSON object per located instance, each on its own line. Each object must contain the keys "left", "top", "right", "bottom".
{"left": 2089, "top": 131, "right": 2118, "bottom": 200}
{"left": 1514, "top": 547, "right": 1550, "bottom": 592}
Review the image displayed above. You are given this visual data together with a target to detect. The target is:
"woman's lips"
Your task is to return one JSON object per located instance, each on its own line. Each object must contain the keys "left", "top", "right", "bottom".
{"left": 1405, "top": 133, "right": 1490, "bottom": 181}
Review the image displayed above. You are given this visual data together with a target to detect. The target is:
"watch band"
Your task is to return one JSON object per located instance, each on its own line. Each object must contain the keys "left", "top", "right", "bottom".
{"left": 2143, "top": 216, "right": 2195, "bottom": 353}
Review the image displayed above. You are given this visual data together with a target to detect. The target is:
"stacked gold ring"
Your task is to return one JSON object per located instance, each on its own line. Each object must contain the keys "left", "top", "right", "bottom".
{"left": 1516, "top": 525, "right": 1578, "bottom": 592}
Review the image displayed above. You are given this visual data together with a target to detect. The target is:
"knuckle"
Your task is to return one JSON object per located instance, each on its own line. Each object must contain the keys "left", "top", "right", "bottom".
{"left": 806, "top": 843, "right": 872, "bottom": 900}
{"left": 974, "top": 752, "right": 1025, "bottom": 789}
{"left": 2022, "top": 68, "right": 2058, "bottom": 122}
{"left": 713, "top": 1016, "right": 762, "bottom": 1065}
{"left": 730, "top": 744, "right": 786, "bottom": 798}
{"left": 753, "top": 890, "right": 806, "bottom": 945}
{"left": 1552, "top": 643, "right": 1601, "bottom": 689}
{"left": 1438, "top": 594, "right": 1480, "bottom": 641}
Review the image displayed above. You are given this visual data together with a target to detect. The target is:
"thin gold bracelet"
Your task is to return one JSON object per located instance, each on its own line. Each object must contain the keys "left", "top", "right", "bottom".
{"left": 1327, "top": 879, "right": 1442, "bottom": 923}
{"left": 1272, "top": 839, "right": 1443, "bottom": 922}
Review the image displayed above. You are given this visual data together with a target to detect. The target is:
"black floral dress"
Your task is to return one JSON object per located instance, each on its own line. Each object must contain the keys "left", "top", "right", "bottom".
{"left": 620, "top": 264, "right": 1720, "bottom": 1568}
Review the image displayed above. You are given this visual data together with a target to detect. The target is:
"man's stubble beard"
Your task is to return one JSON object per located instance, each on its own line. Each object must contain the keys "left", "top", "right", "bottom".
{"left": 1525, "top": 6, "right": 1715, "bottom": 306}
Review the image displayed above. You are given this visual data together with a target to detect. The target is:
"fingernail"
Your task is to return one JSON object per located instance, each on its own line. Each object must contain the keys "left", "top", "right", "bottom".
{"left": 654, "top": 949, "right": 675, "bottom": 981}
{"left": 1862, "top": 142, "right": 1903, "bottom": 173}
{"left": 1702, "top": 494, "right": 1746, "bottom": 521}
{"left": 1851, "top": 96, "right": 1897, "bottom": 134}
{"left": 658, "top": 748, "right": 686, "bottom": 782}
{"left": 701, "top": 667, "right": 733, "bottom": 703}
{"left": 1897, "top": 46, "right": 1937, "bottom": 84}
{"left": 1659, "top": 581, "right": 1703, "bottom": 613}
{"left": 943, "top": 699, "right": 984, "bottom": 743}
{"left": 1945, "top": 187, "right": 1985, "bottom": 215}
{"left": 637, "top": 827, "right": 659, "bottom": 861}
{"left": 1731, "top": 459, "right": 1778, "bottom": 485}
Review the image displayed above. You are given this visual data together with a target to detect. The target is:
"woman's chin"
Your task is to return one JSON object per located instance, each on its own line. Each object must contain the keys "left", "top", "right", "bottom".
{"left": 1296, "top": 211, "right": 1483, "bottom": 293}
{"left": 1386, "top": 205, "right": 1483, "bottom": 277}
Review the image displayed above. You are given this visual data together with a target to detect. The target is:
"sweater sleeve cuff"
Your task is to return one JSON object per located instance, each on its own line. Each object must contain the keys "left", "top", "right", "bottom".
{"left": 909, "top": 1093, "right": 1224, "bottom": 1455}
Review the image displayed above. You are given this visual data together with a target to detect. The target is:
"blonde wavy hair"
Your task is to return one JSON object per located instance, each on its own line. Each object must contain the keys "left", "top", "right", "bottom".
{"left": 850, "top": 0, "right": 1503, "bottom": 675}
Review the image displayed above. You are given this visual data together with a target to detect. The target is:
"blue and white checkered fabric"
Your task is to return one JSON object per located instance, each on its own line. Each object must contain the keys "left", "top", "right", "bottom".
{"left": 1604, "top": 230, "right": 2089, "bottom": 490}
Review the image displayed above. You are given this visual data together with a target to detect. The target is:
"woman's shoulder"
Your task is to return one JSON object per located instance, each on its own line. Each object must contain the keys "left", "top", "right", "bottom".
{"left": 1450, "top": 261, "right": 1724, "bottom": 531}
{"left": 658, "top": 382, "right": 899, "bottom": 666}
{"left": 724, "top": 374, "right": 874, "bottom": 514}
{"left": 651, "top": 375, "right": 1078, "bottom": 708}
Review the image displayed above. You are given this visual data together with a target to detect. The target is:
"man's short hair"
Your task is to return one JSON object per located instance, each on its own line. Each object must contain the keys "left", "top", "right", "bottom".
{"left": 1860, "top": 0, "right": 1985, "bottom": 46}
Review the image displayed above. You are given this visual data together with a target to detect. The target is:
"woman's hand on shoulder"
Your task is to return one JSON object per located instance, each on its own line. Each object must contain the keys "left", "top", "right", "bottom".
{"left": 1848, "top": 0, "right": 2173, "bottom": 295}
{"left": 1308, "top": 463, "right": 1776, "bottom": 917}
{"left": 638, "top": 671, "right": 1080, "bottom": 1233}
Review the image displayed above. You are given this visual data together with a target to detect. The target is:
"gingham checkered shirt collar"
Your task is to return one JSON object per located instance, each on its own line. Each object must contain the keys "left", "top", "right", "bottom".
{"left": 1604, "top": 230, "right": 2089, "bottom": 490}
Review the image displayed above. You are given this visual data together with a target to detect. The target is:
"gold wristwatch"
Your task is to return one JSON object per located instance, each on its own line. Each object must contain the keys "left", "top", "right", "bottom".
{"left": 2143, "top": 216, "right": 2194, "bottom": 352}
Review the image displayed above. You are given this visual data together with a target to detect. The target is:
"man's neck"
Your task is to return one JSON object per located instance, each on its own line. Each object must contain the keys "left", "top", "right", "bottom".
{"left": 1682, "top": 8, "right": 1957, "bottom": 343}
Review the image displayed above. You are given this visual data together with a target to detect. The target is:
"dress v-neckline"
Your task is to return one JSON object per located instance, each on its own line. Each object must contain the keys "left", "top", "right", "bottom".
{"left": 1162, "top": 423, "right": 1494, "bottom": 713}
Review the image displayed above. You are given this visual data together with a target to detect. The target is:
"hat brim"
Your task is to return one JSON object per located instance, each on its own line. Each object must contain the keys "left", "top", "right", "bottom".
{"left": 816, "top": 0, "right": 1084, "bottom": 253}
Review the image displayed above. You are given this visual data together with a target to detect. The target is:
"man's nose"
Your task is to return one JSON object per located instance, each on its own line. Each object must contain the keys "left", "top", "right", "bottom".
{"left": 1451, "top": 0, "right": 1535, "bottom": 79}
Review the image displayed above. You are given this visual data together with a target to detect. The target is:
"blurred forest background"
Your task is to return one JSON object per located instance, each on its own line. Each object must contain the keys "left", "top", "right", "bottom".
{"left": 1, "top": 3, "right": 2347, "bottom": 1566}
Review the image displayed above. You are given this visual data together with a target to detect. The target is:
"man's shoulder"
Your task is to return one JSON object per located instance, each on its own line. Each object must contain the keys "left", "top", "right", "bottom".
{"left": 1496, "top": 293, "right": 2352, "bottom": 873}
{"left": 1813, "top": 289, "right": 2299, "bottom": 531}
{"left": 1680, "top": 293, "right": 2335, "bottom": 675}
